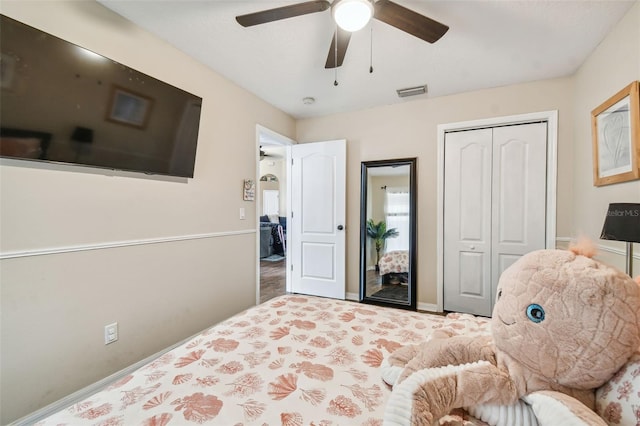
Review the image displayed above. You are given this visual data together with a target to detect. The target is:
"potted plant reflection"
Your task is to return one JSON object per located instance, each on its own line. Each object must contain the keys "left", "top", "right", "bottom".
{"left": 366, "top": 219, "right": 399, "bottom": 272}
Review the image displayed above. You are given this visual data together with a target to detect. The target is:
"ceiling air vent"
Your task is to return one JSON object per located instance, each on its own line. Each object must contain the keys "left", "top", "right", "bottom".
{"left": 396, "top": 85, "right": 427, "bottom": 98}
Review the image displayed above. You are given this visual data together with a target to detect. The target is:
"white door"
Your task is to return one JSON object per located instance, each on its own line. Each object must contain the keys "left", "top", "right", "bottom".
{"left": 490, "top": 124, "right": 547, "bottom": 301}
{"left": 443, "top": 128, "right": 493, "bottom": 316}
{"left": 290, "top": 140, "right": 346, "bottom": 299}
{"left": 444, "top": 123, "right": 547, "bottom": 316}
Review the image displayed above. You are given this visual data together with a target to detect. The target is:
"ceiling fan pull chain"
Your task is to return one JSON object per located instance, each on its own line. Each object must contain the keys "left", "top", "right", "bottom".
{"left": 334, "top": 26, "right": 339, "bottom": 86}
{"left": 369, "top": 24, "right": 374, "bottom": 73}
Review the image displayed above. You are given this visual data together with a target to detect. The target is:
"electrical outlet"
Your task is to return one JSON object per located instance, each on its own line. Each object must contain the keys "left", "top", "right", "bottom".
{"left": 104, "top": 322, "right": 118, "bottom": 345}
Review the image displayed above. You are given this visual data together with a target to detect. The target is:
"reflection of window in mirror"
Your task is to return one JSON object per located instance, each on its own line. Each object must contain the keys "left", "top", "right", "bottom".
{"left": 385, "top": 188, "right": 410, "bottom": 252}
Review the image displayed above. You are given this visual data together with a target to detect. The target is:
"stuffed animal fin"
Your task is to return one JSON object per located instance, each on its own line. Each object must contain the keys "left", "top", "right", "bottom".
{"left": 568, "top": 237, "right": 597, "bottom": 258}
{"left": 392, "top": 336, "right": 495, "bottom": 386}
{"left": 380, "top": 330, "right": 454, "bottom": 387}
{"left": 381, "top": 344, "right": 424, "bottom": 387}
{"left": 523, "top": 391, "right": 606, "bottom": 426}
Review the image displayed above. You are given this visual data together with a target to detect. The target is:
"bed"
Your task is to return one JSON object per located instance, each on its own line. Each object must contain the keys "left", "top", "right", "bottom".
{"left": 0, "top": 127, "right": 52, "bottom": 160}
{"left": 31, "top": 295, "right": 492, "bottom": 425}
{"left": 28, "top": 293, "right": 639, "bottom": 425}
{"left": 378, "top": 250, "right": 409, "bottom": 285}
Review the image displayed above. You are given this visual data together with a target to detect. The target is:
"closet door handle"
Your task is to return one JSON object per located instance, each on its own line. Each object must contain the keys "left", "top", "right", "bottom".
{"left": 337, "top": 225, "right": 344, "bottom": 231}
{"left": 469, "top": 245, "right": 475, "bottom": 250}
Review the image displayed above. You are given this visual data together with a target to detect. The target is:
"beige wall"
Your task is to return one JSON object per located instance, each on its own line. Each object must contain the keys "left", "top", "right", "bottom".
{"left": 0, "top": 1, "right": 295, "bottom": 423}
{"left": 297, "top": 78, "right": 575, "bottom": 304}
{"left": 571, "top": 2, "right": 640, "bottom": 273}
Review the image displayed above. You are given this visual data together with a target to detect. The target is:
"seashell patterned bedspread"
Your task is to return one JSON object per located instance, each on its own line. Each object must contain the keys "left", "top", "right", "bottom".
{"left": 36, "top": 295, "right": 491, "bottom": 425}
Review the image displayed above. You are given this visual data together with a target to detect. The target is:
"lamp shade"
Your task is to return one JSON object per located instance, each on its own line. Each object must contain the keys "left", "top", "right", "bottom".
{"left": 71, "top": 126, "right": 94, "bottom": 143}
{"left": 600, "top": 203, "right": 640, "bottom": 243}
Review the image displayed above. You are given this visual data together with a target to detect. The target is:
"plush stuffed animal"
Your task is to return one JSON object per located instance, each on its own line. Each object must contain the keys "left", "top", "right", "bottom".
{"left": 382, "top": 243, "right": 640, "bottom": 426}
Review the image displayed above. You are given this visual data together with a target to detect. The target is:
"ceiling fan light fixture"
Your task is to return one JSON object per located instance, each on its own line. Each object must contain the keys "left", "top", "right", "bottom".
{"left": 332, "top": 0, "right": 373, "bottom": 32}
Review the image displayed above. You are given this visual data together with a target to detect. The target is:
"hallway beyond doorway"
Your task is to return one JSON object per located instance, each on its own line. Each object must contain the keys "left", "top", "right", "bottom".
{"left": 260, "top": 258, "right": 286, "bottom": 303}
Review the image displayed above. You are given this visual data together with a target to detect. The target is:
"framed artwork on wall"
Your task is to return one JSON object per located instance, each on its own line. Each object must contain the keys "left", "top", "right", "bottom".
{"left": 243, "top": 179, "right": 255, "bottom": 201}
{"left": 591, "top": 81, "right": 640, "bottom": 186}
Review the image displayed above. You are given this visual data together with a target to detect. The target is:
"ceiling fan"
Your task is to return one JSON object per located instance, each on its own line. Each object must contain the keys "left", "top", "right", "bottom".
{"left": 259, "top": 147, "right": 269, "bottom": 161}
{"left": 260, "top": 146, "right": 278, "bottom": 161}
{"left": 236, "top": 0, "right": 449, "bottom": 69}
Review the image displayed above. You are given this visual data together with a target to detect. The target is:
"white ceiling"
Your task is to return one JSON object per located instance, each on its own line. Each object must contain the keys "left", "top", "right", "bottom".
{"left": 98, "top": 0, "right": 635, "bottom": 119}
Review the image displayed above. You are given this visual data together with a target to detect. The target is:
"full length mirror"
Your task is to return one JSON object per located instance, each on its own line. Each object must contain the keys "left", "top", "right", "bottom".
{"left": 359, "top": 158, "right": 416, "bottom": 310}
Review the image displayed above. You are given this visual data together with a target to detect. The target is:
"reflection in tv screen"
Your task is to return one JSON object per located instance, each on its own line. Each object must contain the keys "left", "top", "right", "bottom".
{"left": 0, "top": 14, "right": 202, "bottom": 178}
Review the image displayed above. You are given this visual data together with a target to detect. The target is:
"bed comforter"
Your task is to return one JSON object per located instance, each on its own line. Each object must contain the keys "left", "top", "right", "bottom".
{"left": 35, "top": 295, "right": 491, "bottom": 425}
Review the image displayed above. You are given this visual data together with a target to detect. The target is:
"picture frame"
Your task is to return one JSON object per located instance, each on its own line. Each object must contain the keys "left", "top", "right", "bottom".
{"left": 243, "top": 179, "right": 255, "bottom": 201}
{"left": 591, "top": 81, "right": 640, "bottom": 186}
{"left": 106, "top": 85, "right": 154, "bottom": 129}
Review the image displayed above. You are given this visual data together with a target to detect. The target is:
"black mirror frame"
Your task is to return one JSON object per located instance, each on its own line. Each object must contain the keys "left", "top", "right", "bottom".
{"left": 359, "top": 157, "right": 417, "bottom": 310}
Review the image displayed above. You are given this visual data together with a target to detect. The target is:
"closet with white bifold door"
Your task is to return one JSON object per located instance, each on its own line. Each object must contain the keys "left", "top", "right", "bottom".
{"left": 443, "top": 122, "right": 548, "bottom": 317}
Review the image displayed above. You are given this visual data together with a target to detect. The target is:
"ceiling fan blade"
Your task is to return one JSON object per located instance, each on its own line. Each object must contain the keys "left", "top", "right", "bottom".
{"left": 324, "top": 27, "right": 352, "bottom": 69}
{"left": 374, "top": 0, "right": 449, "bottom": 43}
{"left": 236, "top": 1, "right": 330, "bottom": 27}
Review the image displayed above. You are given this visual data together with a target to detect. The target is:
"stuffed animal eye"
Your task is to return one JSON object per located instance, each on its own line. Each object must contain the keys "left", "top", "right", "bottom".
{"left": 526, "top": 304, "right": 545, "bottom": 323}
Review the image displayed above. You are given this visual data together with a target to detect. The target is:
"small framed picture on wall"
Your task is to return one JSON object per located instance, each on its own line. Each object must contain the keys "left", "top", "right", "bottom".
{"left": 243, "top": 179, "right": 255, "bottom": 201}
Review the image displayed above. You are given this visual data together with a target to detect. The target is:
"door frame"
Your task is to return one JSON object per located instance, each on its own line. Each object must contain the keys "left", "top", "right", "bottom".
{"left": 255, "top": 124, "right": 294, "bottom": 305}
{"left": 435, "top": 110, "right": 558, "bottom": 313}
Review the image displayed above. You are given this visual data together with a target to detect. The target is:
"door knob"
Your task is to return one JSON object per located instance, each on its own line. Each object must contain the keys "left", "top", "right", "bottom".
{"left": 469, "top": 245, "right": 475, "bottom": 250}
{"left": 337, "top": 225, "right": 344, "bottom": 230}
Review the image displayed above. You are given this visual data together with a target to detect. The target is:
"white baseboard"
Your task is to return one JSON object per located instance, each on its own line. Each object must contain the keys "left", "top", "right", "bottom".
{"left": 417, "top": 302, "right": 440, "bottom": 313}
{"left": 345, "top": 292, "right": 359, "bottom": 301}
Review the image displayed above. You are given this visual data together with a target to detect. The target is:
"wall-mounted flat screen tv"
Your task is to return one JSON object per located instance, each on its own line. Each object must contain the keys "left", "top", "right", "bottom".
{"left": 0, "top": 15, "right": 202, "bottom": 178}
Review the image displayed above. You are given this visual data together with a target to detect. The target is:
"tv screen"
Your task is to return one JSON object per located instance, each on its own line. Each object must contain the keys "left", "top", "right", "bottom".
{"left": 0, "top": 15, "right": 202, "bottom": 178}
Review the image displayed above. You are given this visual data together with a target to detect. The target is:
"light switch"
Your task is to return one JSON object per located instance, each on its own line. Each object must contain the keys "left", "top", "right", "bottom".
{"left": 239, "top": 207, "right": 246, "bottom": 220}
{"left": 104, "top": 322, "right": 118, "bottom": 345}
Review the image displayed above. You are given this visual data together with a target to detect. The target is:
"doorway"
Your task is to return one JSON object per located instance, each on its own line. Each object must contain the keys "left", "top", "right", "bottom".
{"left": 256, "top": 125, "right": 292, "bottom": 304}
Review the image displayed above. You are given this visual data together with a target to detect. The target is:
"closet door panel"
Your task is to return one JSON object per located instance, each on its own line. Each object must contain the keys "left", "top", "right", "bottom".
{"left": 491, "top": 123, "right": 548, "bottom": 300}
{"left": 444, "top": 128, "right": 493, "bottom": 316}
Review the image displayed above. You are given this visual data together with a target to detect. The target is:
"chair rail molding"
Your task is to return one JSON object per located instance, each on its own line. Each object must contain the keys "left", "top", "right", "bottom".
{"left": 0, "top": 229, "right": 256, "bottom": 260}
